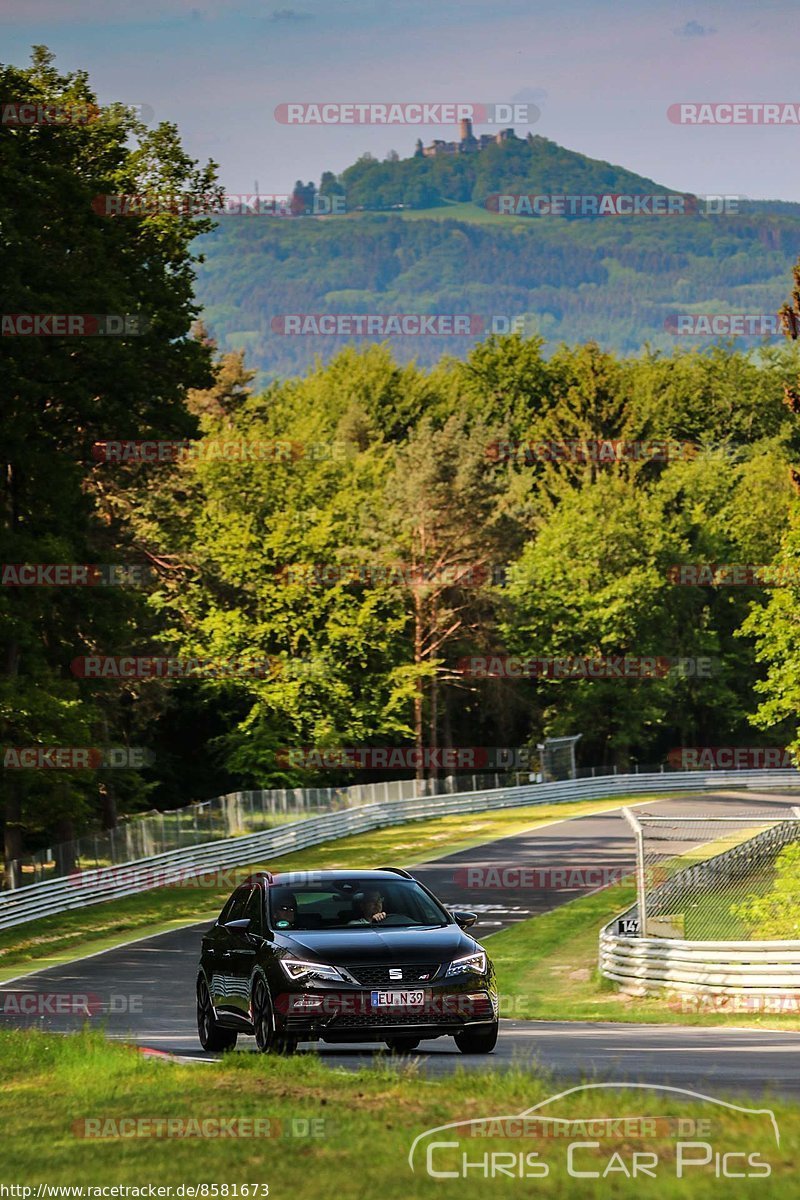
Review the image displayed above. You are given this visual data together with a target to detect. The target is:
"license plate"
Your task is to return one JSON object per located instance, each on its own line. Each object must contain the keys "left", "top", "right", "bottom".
{"left": 370, "top": 989, "right": 426, "bottom": 1007}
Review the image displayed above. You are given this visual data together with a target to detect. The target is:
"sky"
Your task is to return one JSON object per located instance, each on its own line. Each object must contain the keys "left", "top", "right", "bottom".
{"left": 2, "top": 0, "right": 800, "bottom": 200}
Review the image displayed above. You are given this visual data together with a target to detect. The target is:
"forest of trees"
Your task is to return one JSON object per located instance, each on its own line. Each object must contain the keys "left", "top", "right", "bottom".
{"left": 196, "top": 204, "right": 798, "bottom": 376}
{"left": 4, "top": 49, "right": 800, "bottom": 871}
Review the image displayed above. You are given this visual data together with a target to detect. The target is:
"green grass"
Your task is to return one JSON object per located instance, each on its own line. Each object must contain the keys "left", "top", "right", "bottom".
{"left": 379, "top": 200, "right": 531, "bottom": 226}
{"left": 643, "top": 824, "right": 778, "bottom": 941}
{"left": 683, "top": 877, "right": 769, "bottom": 941}
{"left": 0, "top": 795, "right": 652, "bottom": 981}
{"left": 0, "top": 1028, "right": 793, "bottom": 1195}
{"left": 488, "top": 881, "right": 800, "bottom": 1029}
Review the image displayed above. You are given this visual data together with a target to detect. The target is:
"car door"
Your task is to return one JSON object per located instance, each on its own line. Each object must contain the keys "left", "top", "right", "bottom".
{"left": 207, "top": 886, "right": 251, "bottom": 1013}
{"left": 225, "top": 885, "right": 265, "bottom": 1017}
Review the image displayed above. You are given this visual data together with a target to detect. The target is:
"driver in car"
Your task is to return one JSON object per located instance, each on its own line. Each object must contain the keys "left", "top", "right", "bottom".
{"left": 271, "top": 887, "right": 298, "bottom": 928}
{"left": 348, "top": 889, "right": 387, "bottom": 924}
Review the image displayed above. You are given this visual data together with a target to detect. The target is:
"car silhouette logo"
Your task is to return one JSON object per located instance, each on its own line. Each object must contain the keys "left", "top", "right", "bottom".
{"left": 389, "top": 968, "right": 403, "bottom": 980}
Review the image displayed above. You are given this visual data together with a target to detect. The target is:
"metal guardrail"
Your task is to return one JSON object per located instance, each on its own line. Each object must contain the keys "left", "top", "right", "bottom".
{"left": 600, "top": 785, "right": 800, "bottom": 995}
{"left": 2, "top": 768, "right": 798, "bottom": 933}
{"left": 599, "top": 927, "right": 800, "bottom": 996}
{"left": 6, "top": 772, "right": 528, "bottom": 889}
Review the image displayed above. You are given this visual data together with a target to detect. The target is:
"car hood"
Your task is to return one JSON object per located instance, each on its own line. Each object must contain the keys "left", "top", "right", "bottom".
{"left": 277, "top": 924, "right": 480, "bottom": 964}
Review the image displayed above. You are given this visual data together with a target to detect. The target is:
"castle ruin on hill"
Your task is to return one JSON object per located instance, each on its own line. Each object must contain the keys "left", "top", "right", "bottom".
{"left": 415, "top": 119, "right": 520, "bottom": 158}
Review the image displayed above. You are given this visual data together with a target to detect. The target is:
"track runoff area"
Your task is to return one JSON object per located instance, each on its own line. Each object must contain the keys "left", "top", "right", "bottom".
{"left": 3, "top": 790, "right": 800, "bottom": 1094}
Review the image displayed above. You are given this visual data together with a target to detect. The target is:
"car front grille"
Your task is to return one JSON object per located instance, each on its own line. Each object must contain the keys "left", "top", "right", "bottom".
{"left": 330, "top": 1009, "right": 457, "bottom": 1028}
{"left": 343, "top": 963, "right": 441, "bottom": 986}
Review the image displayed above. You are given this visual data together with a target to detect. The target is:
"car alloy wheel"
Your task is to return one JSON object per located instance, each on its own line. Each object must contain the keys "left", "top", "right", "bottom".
{"left": 252, "top": 978, "right": 297, "bottom": 1055}
{"left": 454, "top": 1020, "right": 498, "bottom": 1055}
{"left": 197, "top": 976, "right": 237, "bottom": 1052}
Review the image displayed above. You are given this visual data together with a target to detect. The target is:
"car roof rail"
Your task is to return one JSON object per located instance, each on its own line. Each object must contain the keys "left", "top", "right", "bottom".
{"left": 376, "top": 866, "right": 413, "bottom": 878}
{"left": 244, "top": 870, "right": 273, "bottom": 886}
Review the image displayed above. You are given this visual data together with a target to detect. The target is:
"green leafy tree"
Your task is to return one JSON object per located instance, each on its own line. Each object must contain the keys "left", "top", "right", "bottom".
{"left": 0, "top": 47, "right": 220, "bottom": 877}
{"left": 500, "top": 475, "right": 687, "bottom": 765}
{"left": 380, "top": 414, "right": 516, "bottom": 780}
{"left": 730, "top": 843, "right": 800, "bottom": 938}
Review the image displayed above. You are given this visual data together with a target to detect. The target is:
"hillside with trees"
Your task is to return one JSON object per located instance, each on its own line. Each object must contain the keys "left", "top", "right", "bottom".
{"left": 4, "top": 48, "right": 800, "bottom": 871}
{"left": 195, "top": 135, "right": 800, "bottom": 378}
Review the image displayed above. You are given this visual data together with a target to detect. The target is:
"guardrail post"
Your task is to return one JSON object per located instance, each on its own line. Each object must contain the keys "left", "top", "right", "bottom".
{"left": 622, "top": 806, "right": 647, "bottom": 936}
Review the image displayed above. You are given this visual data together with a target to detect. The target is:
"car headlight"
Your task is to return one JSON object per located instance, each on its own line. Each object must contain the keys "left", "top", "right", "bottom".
{"left": 446, "top": 951, "right": 487, "bottom": 977}
{"left": 279, "top": 958, "right": 346, "bottom": 983}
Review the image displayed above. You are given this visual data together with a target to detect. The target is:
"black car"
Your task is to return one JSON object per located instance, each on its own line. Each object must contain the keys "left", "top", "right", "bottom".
{"left": 197, "top": 868, "right": 498, "bottom": 1055}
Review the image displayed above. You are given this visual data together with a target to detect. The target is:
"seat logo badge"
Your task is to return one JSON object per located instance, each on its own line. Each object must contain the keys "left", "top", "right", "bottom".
{"left": 389, "top": 968, "right": 403, "bottom": 980}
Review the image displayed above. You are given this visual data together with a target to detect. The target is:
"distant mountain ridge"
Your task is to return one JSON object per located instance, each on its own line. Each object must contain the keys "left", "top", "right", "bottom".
{"left": 194, "top": 135, "right": 800, "bottom": 380}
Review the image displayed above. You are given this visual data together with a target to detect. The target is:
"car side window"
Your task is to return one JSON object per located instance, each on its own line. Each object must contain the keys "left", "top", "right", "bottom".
{"left": 244, "top": 887, "right": 263, "bottom": 935}
{"left": 218, "top": 887, "right": 250, "bottom": 926}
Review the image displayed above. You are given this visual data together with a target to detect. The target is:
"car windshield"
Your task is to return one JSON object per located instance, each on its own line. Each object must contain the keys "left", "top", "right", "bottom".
{"left": 268, "top": 879, "right": 449, "bottom": 930}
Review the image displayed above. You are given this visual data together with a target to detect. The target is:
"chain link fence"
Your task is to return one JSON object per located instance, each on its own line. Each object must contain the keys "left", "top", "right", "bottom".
{"left": 625, "top": 807, "right": 800, "bottom": 940}
{"left": 9, "top": 759, "right": 800, "bottom": 893}
{"left": 3, "top": 770, "right": 532, "bottom": 890}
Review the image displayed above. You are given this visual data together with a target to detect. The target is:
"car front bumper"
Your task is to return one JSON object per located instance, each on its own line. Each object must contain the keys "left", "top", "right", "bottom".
{"left": 272, "top": 981, "right": 498, "bottom": 1041}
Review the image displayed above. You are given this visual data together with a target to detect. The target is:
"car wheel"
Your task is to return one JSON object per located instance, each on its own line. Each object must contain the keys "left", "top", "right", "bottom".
{"left": 385, "top": 1037, "right": 421, "bottom": 1053}
{"left": 252, "top": 978, "right": 297, "bottom": 1055}
{"left": 197, "top": 977, "right": 237, "bottom": 1052}
{"left": 454, "top": 1021, "right": 498, "bottom": 1055}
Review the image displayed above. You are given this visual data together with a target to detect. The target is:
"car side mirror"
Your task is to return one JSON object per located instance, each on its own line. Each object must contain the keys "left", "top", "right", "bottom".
{"left": 224, "top": 918, "right": 251, "bottom": 934}
{"left": 452, "top": 910, "right": 477, "bottom": 929}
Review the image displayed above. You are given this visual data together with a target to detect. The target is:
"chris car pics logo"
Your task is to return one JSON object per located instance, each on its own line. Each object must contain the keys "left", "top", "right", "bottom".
{"left": 408, "top": 1083, "right": 779, "bottom": 1180}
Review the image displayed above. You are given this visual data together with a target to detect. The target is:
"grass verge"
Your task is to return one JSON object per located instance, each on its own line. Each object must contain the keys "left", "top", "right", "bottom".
{"left": 489, "top": 882, "right": 800, "bottom": 1030}
{"left": 0, "top": 795, "right": 661, "bottom": 981}
{"left": 0, "top": 1028, "right": 793, "bottom": 1195}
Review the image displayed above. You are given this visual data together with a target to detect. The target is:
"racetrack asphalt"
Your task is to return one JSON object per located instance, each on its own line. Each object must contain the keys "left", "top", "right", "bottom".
{"left": 3, "top": 790, "right": 799, "bottom": 1098}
